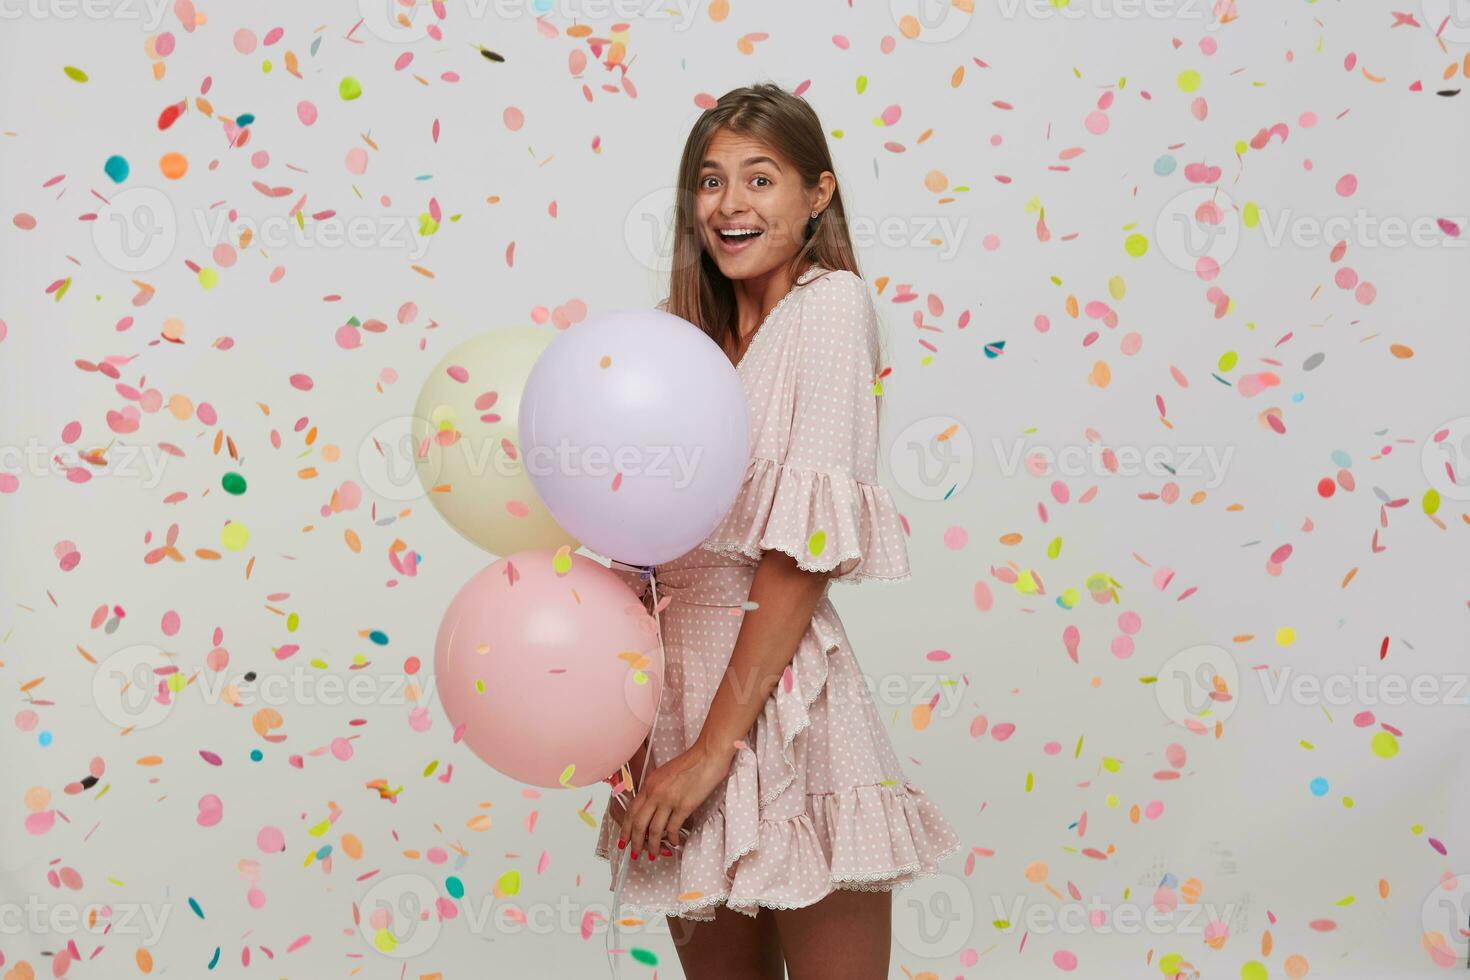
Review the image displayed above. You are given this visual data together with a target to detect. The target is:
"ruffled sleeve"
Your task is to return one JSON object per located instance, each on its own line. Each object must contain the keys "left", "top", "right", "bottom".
{"left": 702, "top": 271, "right": 911, "bottom": 584}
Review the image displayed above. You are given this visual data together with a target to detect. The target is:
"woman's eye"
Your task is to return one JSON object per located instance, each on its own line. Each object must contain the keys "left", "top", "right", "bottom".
{"left": 751, "top": 176, "right": 770, "bottom": 188}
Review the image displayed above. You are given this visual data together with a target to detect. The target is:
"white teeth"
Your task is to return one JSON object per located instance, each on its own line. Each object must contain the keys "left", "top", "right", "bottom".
{"left": 719, "top": 229, "right": 762, "bottom": 238}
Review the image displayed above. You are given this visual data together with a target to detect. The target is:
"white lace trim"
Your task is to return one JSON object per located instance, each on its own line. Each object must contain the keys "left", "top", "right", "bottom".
{"left": 592, "top": 781, "right": 961, "bottom": 922}
{"left": 599, "top": 836, "right": 965, "bottom": 922}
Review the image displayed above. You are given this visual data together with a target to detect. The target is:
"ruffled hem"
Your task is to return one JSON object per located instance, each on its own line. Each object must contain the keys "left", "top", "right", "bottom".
{"left": 594, "top": 779, "right": 962, "bottom": 922}
{"left": 699, "top": 456, "right": 911, "bottom": 585}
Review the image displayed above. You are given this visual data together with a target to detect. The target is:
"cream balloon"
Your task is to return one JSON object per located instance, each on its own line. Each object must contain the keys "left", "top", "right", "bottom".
{"left": 413, "top": 327, "right": 577, "bottom": 557}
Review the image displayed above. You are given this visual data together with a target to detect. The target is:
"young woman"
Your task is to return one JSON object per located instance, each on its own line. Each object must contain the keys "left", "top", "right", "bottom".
{"left": 593, "top": 82, "right": 961, "bottom": 979}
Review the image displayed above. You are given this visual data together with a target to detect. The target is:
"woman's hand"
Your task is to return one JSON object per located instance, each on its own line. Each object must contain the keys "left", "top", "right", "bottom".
{"left": 619, "top": 740, "right": 733, "bottom": 860}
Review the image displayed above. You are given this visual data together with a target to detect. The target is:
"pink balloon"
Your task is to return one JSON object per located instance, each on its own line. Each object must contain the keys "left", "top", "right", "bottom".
{"left": 433, "top": 549, "right": 662, "bottom": 787}
{"left": 518, "top": 310, "right": 749, "bottom": 566}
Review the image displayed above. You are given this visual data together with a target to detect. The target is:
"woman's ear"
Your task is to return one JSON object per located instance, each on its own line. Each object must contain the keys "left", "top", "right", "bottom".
{"left": 812, "top": 170, "right": 836, "bottom": 214}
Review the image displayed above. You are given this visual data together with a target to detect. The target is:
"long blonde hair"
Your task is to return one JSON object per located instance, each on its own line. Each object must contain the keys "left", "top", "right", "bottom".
{"left": 664, "top": 82, "right": 885, "bottom": 380}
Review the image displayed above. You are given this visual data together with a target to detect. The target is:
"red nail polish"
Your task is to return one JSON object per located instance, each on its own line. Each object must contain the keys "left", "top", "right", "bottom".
{"left": 661, "top": 847, "right": 673, "bottom": 857}
{"left": 617, "top": 838, "right": 627, "bottom": 850}
{"left": 630, "top": 849, "right": 639, "bottom": 859}
{"left": 648, "top": 851, "right": 656, "bottom": 861}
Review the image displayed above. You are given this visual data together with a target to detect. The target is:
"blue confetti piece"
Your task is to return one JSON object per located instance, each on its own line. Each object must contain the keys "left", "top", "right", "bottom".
{"left": 188, "top": 897, "right": 204, "bottom": 919}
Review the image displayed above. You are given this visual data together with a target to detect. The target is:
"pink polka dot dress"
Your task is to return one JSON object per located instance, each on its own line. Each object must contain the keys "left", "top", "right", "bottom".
{"left": 592, "top": 264, "right": 962, "bottom": 920}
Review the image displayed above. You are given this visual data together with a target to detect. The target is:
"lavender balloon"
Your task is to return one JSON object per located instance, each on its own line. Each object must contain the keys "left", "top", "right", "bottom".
{"left": 518, "top": 309, "right": 750, "bottom": 567}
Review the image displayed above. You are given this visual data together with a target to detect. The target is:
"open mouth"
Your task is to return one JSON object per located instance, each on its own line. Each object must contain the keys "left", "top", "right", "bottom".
{"left": 715, "top": 227, "right": 764, "bottom": 249}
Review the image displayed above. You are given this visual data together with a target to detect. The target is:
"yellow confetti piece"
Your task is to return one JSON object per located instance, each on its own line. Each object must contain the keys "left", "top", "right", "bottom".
{"left": 807, "top": 529, "right": 826, "bottom": 557}
{"left": 220, "top": 522, "right": 249, "bottom": 551}
{"left": 1370, "top": 731, "right": 1398, "bottom": 758}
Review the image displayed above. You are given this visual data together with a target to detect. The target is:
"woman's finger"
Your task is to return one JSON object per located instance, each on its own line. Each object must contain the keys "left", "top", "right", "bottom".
{"left": 643, "top": 804, "right": 672, "bottom": 861}
{"left": 625, "top": 797, "right": 651, "bottom": 858}
{"left": 663, "top": 811, "right": 689, "bottom": 851}
{"left": 619, "top": 795, "right": 637, "bottom": 853}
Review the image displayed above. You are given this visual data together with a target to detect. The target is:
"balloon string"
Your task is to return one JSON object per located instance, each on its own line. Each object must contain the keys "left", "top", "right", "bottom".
{"left": 605, "top": 563, "right": 666, "bottom": 980}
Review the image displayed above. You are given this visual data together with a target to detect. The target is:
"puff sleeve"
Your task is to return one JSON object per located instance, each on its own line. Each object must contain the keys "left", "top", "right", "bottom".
{"left": 701, "top": 271, "right": 912, "bottom": 583}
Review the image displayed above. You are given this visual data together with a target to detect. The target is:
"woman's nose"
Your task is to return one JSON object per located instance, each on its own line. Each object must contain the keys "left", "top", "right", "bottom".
{"left": 718, "top": 184, "right": 748, "bottom": 216}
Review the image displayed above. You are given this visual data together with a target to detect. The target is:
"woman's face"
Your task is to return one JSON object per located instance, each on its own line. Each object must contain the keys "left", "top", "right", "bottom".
{"left": 693, "top": 128, "right": 829, "bottom": 282}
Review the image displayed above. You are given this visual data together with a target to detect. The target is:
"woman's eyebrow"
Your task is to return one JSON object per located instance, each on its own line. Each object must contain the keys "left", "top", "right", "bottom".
{"left": 700, "top": 155, "right": 783, "bottom": 172}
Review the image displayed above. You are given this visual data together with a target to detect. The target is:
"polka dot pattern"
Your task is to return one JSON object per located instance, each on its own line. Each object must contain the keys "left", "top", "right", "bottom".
{"left": 702, "top": 266, "right": 912, "bottom": 583}
{"left": 592, "top": 265, "right": 961, "bottom": 921}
